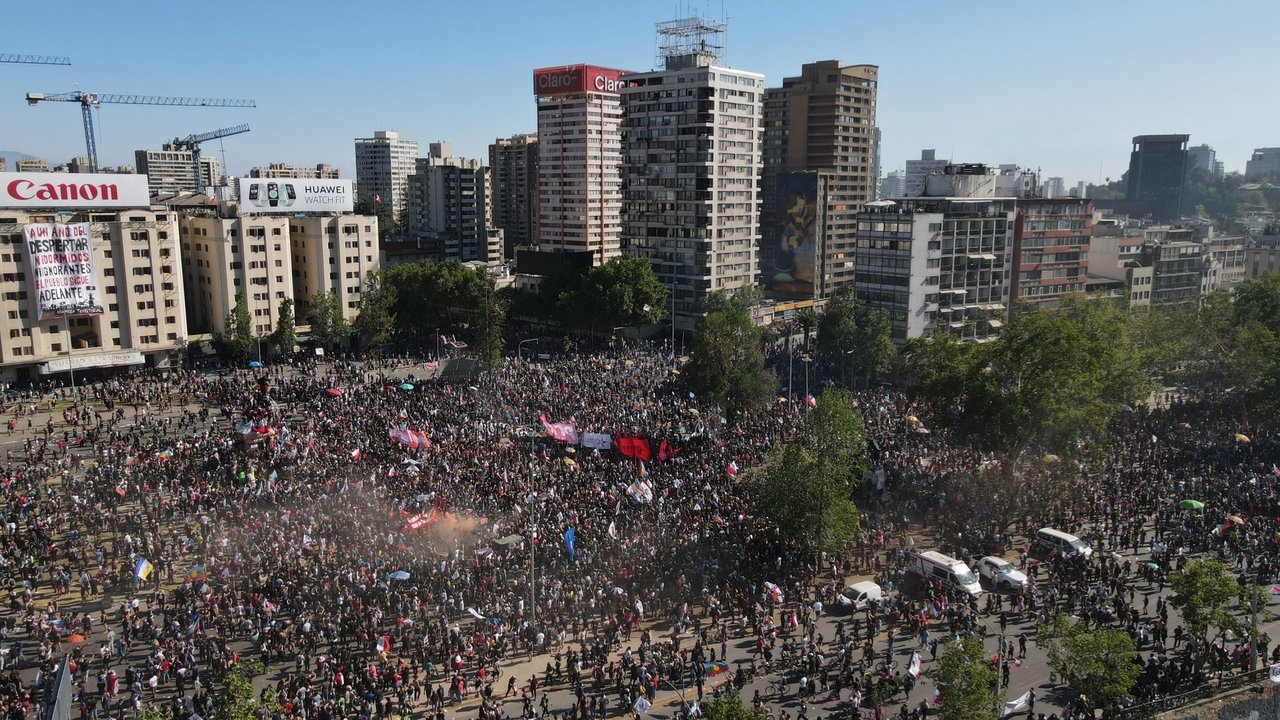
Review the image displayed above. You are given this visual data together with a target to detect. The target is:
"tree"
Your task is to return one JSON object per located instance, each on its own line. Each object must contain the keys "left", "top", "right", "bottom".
{"left": 570, "top": 256, "right": 669, "bottom": 330}
{"left": 355, "top": 197, "right": 396, "bottom": 240}
{"left": 472, "top": 280, "right": 506, "bottom": 372}
{"left": 353, "top": 270, "right": 397, "bottom": 355}
{"left": 795, "top": 307, "right": 818, "bottom": 351}
{"left": 701, "top": 694, "right": 766, "bottom": 720}
{"left": 1040, "top": 615, "right": 1140, "bottom": 710}
{"left": 268, "top": 297, "right": 297, "bottom": 356}
{"left": 684, "top": 291, "right": 777, "bottom": 419}
{"left": 1169, "top": 559, "right": 1247, "bottom": 649}
{"left": 222, "top": 293, "right": 254, "bottom": 363}
{"left": 308, "top": 291, "right": 350, "bottom": 351}
{"left": 928, "top": 636, "right": 1001, "bottom": 720}
{"left": 214, "top": 659, "right": 278, "bottom": 720}
{"left": 816, "top": 286, "right": 896, "bottom": 386}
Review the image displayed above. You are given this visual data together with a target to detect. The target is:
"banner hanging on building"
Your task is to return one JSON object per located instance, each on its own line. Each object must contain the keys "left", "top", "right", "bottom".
{"left": 23, "top": 222, "right": 104, "bottom": 320}
{"left": 237, "top": 178, "right": 353, "bottom": 213}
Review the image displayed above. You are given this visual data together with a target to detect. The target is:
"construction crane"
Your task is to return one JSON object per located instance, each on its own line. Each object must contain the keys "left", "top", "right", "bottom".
{"left": 169, "top": 124, "right": 250, "bottom": 194}
{"left": 0, "top": 54, "right": 71, "bottom": 66}
{"left": 25, "top": 91, "right": 256, "bottom": 173}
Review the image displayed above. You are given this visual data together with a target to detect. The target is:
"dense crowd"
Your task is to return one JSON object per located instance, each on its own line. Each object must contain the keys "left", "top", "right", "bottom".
{"left": 0, "top": 343, "right": 1275, "bottom": 720}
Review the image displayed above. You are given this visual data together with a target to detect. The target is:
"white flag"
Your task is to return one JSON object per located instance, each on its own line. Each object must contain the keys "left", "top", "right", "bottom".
{"left": 908, "top": 651, "right": 922, "bottom": 679}
{"left": 632, "top": 697, "right": 651, "bottom": 715}
{"left": 1270, "top": 662, "right": 1280, "bottom": 683}
{"left": 1002, "top": 690, "right": 1031, "bottom": 716}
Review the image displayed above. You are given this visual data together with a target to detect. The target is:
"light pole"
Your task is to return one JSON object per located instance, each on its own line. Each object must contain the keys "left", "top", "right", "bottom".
{"left": 802, "top": 355, "right": 812, "bottom": 407}
{"left": 518, "top": 338, "right": 537, "bottom": 362}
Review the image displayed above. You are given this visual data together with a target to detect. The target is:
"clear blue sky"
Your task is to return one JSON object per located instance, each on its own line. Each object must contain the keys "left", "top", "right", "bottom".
{"left": 2, "top": 0, "right": 1276, "bottom": 186}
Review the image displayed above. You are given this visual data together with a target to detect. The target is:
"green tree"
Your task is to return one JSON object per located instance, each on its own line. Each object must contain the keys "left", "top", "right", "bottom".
{"left": 754, "top": 389, "right": 865, "bottom": 555}
{"left": 355, "top": 197, "right": 396, "bottom": 240}
{"left": 214, "top": 659, "right": 279, "bottom": 720}
{"left": 684, "top": 291, "right": 777, "bottom": 420}
{"left": 353, "top": 270, "right": 397, "bottom": 355}
{"left": 928, "top": 636, "right": 1001, "bottom": 720}
{"left": 816, "top": 286, "right": 896, "bottom": 386}
{"left": 472, "top": 280, "right": 506, "bottom": 372}
{"left": 1041, "top": 615, "right": 1140, "bottom": 710}
{"left": 1169, "top": 559, "right": 1247, "bottom": 649}
{"left": 795, "top": 307, "right": 818, "bottom": 350}
{"left": 222, "top": 293, "right": 254, "bottom": 363}
{"left": 571, "top": 256, "right": 669, "bottom": 330}
{"left": 308, "top": 290, "right": 350, "bottom": 351}
{"left": 701, "top": 694, "right": 766, "bottom": 720}
{"left": 268, "top": 297, "right": 297, "bottom": 356}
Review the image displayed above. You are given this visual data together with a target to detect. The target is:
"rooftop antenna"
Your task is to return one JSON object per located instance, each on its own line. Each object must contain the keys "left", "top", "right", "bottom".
{"left": 655, "top": 14, "right": 726, "bottom": 68}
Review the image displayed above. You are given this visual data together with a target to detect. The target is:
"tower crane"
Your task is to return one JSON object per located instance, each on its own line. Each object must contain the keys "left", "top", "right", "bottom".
{"left": 168, "top": 124, "right": 250, "bottom": 194}
{"left": 25, "top": 91, "right": 256, "bottom": 173}
{"left": 0, "top": 54, "right": 70, "bottom": 66}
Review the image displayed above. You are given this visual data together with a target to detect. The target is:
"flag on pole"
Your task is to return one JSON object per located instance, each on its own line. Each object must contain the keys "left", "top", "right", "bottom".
{"left": 725, "top": 461, "right": 739, "bottom": 477}
{"left": 133, "top": 557, "right": 154, "bottom": 582}
{"left": 607, "top": 521, "right": 618, "bottom": 539}
{"left": 908, "top": 651, "right": 922, "bottom": 679}
{"left": 376, "top": 635, "right": 392, "bottom": 654}
{"left": 563, "top": 526, "right": 576, "bottom": 562}
{"left": 350, "top": 448, "right": 362, "bottom": 461}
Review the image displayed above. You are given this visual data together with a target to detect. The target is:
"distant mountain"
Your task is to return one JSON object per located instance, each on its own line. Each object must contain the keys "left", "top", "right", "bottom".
{"left": 0, "top": 150, "right": 35, "bottom": 169}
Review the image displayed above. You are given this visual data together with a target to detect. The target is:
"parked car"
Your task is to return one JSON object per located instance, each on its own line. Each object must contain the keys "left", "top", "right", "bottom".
{"left": 834, "top": 581, "right": 884, "bottom": 611}
{"left": 976, "top": 555, "right": 1028, "bottom": 593}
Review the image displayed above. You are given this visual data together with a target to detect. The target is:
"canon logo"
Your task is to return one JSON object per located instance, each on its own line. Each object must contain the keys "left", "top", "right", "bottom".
{"left": 7, "top": 179, "right": 120, "bottom": 202}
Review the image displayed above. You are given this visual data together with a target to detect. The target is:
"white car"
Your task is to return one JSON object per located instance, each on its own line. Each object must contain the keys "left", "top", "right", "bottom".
{"left": 977, "top": 556, "right": 1028, "bottom": 593}
{"left": 834, "top": 581, "right": 884, "bottom": 611}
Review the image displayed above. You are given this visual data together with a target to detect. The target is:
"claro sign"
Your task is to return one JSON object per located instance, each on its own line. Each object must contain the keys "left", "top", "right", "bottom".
{"left": 0, "top": 172, "right": 151, "bottom": 209}
{"left": 533, "top": 64, "right": 630, "bottom": 97}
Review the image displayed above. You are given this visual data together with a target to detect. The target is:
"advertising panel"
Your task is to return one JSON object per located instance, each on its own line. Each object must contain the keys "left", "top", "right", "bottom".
{"left": 533, "top": 65, "right": 629, "bottom": 97}
{"left": 23, "top": 222, "right": 103, "bottom": 320}
{"left": 0, "top": 172, "right": 150, "bottom": 209}
{"left": 237, "top": 178, "right": 353, "bottom": 213}
{"left": 766, "top": 172, "right": 819, "bottom": 298}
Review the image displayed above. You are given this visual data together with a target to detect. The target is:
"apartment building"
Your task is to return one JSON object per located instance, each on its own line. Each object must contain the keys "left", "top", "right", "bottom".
{"left": 135, "top": 146, "right": 220, "bottom": 196}
{"left": 250, "top": 163, "right": 341, "bottom": 179}
{"left": 0, "top": 207, "right": 187, "bottom": 382}
{"left": 289, "top": 216, "right": 380, "bottom": 323}
{"left": 407, "top": 143, "right": 496, "bottom": 263}
{"left": 488, "top": 134, "right": 539, "bottom": 259}
{"left": 762, "top": 60, "right": 879, "bottom": 301}
{"left": 354, "top": 130, "right": 418, "bottom": 222}
{"left": 1012, "top": 198, "right": 1093, "bottom": 312}
{"left": 620, "top": 52, "right": 764, "bottom": 328}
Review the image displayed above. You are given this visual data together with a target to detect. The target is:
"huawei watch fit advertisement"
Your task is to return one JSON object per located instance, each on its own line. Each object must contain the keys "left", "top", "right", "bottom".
{"left": 238, "top": 178, "right": 353, "bottom": 213}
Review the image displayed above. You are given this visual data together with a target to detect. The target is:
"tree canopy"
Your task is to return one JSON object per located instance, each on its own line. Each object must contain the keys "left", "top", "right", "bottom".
{"left": 222, "top": 293, "right": 254, "bottom": 363}
{"left": 928, "top": 636, "right": 1001, "bottom": 720}
{"left": 1040, "top": 615, "right": 1140, "bottom": 710}
{"left": 307, "top": 290, "right": 350, "bottom": 351}
{"left": 268, "top": 297, "right": 297, "bottom": 356}
{"left": 684, "top": 291, "right": 776, "bottom": 419}
{"left": 352, "top": 270, "right": 397, "bottom": 355}
{"left": 815, "top": 286, "right": 896, "bottom": 386}
{"left": 559, "top": 256, "right": 668, "bottom": 330}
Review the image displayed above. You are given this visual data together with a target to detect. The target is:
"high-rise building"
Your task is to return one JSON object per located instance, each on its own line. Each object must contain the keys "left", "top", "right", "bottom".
{"left": 904, "top": 149, "right": 947, "bottom": 197}
{"left": 1126, "top": 134, "right": 1189, "bottom": 223}
{"left": 534, "top": 64, "right": 627, "bottom": 266}
{"left": 880, "top": 170, "right": 906, "bottom": 199}
{"left": 761, "top": 60, "right": 879, "bottom": 301}
{"left": 621, "top": 51, "right": 764, "bottom": 327}
{"left": 0, "top": 207, "right": 187, "bottom": 382}
{"left": 406, "top": 143, "right": 496, "bottom": 263}
{"left": 288, "top": 215, "right": 380, "bottom": 323}
{"left": 135, "top": 146, "right": 219, "bottom": 196}
{"left": 1012, "top": 198, "right": 1093, "bottom": 312}
{"left": 1186, "top": 144, "right": 1220, "bottom": 179}
{"left": 854, "top": 197, "right": 1014, "bottom": 343}
{"left": 1246, "top": 148, "right": 1280, "bottom": 181}
{"left": 354, "top": 130, "right": 418, "bottom": 224}
{"left": 250, "top": 163, "right": 341, "bottom": 179}
{"left": 1040, "top": 177, "right": 1066, "bottom": 198}
{"left": 14, "top": 158, "right": 48, "bottom": 173}
{"left": 488, "top": 134, "right": 539, "bottom": 259}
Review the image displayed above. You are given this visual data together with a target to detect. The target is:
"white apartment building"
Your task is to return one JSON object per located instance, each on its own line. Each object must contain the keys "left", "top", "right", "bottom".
{"left": 534, "top": 64, "right": 628, "bottom": 265}
{"left": 250, "top": 163, "right": 341, "bottom": 179}
{"left": 903, "top": 150, "right": 947, "bottom": 197}
{"left": 135, "top": 147, "right": 220, "bottom": 196}
{"left": 621, "top": 53, "right": 764, "bottom": 328}
{"left": 0, "top": 208, "right": 187, "bottom": 383}
{"left": 407, "top": 143, "right": 496, "bottom": 263}
{"left": 354, "top": 130, "right": 418, "bottom": 223}
{"left": 289, "top": 216, "right": 380, "bottom": 323}
{"left": 854, "top": 198, "right": 1015, "bottom": 343}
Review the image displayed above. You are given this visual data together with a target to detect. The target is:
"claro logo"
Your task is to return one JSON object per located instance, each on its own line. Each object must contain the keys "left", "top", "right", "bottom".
{"left": 6, "top": 179, "right": 120, "bottom": 202}
{"left": 537, "top": 71, "right": 581, "bottom": 91}
{"left": 593, "top": 74, "right": 625, "bottom": 92}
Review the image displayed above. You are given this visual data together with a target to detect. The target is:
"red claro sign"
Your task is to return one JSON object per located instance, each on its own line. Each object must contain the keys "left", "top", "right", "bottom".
{"left": 533, "top": 65, "right": 630, "bottom": 97}
{"left": 0, "top": 172, "right": 151, "bottom": 209}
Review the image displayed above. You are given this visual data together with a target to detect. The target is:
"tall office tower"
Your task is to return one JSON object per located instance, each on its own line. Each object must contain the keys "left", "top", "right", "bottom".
{"left": 1126, "top": 134, "right": 1189, "bottom": 223}
{"left": 135, "top": 146, "right": 220, "bottom": 196}
{"left": 1186, "top": 144, "right": 1219, "bottom": 179}
{"left": 250, "top": 163, "right": 341, "bottom": 179}
{"left": 354, "top": 130, "right": 418, "bottom": 224}
{"left": 622, "top": 18, "right": 762, "bottom": 328}
{"left": 406, "top": 143, "right": 496, "bottom": 263}
{"left": 880, "top": 170, "right": 906, "bottom": 199}
{"left": 1246, "top": 148, "right": 1280, "bottom": 181}
{"left": 534, "top": 64, "right": 627, "bottom": 265}
{"left": 904, "top": 149, "right": 947, "bottom": 197}
{"left": 762, "top": 59, "right": 879, "bottom": 300}
{"left": 854, "top": 197, "right": 1015, "bottom": 343}
{"left": 488, "top": 133, "right": 539, "bottom": 259}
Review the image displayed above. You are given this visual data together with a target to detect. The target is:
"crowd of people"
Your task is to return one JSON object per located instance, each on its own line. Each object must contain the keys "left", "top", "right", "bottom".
{"left": 0, "top": 340, "right": 1275, "bottom": 720}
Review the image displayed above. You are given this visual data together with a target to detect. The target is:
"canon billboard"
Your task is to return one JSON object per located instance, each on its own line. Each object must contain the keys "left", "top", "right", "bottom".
{"left": 533, "top": 64, "right": 630, "bottom": 97}
{"left": 0, "top": 172, "right": 150, "bottom": 209}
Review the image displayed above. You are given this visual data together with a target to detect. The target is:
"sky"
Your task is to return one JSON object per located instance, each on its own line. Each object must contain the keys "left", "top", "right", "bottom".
{"left": 2, "top": 0, "right": 1277, "bottom": 187}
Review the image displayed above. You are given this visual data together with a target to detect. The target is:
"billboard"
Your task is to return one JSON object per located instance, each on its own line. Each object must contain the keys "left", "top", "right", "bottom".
{"left": 533, "top": 64, "right": 629, "bottom": 97}
{"left": 23, "top": 222, "right": 104, "bottom": 320}
{"left": 766, "top": 172, "right": 819, "bottom": 298}
{"left": 0, "top": 172, "right": 150, "bottom": 209}
{"left": 237, "top": 178, "right": 353, "bottom": 213}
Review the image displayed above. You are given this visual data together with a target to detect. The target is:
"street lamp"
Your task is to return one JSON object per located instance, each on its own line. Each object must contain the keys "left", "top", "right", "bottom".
{"left": 801, "top": 355, "right": 812, "bottom": 406}
{"left": 518, "top": 338, "right": 537, "bottom": 361}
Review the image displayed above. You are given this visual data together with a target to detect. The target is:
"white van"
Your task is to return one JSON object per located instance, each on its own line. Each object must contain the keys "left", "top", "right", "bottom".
{"left": 837, "top": 581, "right": 884, "bottom": 611}
{"left": 908, "top": 550, "right": 983, "bottom": 597}
{"left": 1034, "top": 528, "right": 1093, "bottom": 558}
